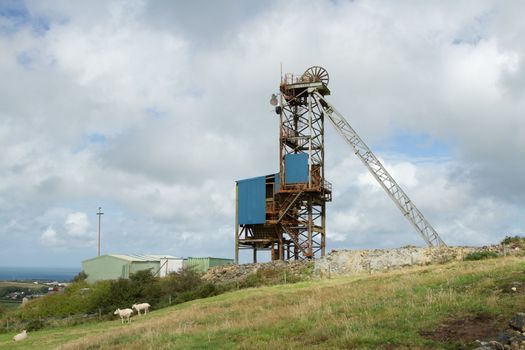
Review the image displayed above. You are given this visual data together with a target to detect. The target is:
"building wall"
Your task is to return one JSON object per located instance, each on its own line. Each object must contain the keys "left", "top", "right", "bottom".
{"left": 82, "top": 256, "right": 159, "bottom": 283}
{"left": 208, "top": 258, "right": 234, "bottom": 268}
{"left": 185, "top": 257, "right": 234, "bottom": 273}
{"left": 159, "top": 258, "right": 185, "bottom": 277}
{"left": 284, "top": 153, "right": 309, "bottom": 183}
{"left": 237, "top": 176, "right": 266, "bottom": 225}
{"left": 129, "top": 261, "right": 159, "bottom": 276}
{"left": 82, "top": 255, "right": 129, "bottom": 283}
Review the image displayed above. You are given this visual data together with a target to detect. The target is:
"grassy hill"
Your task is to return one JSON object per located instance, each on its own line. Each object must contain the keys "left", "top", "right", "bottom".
{"left": 0, "top": 257, "right": 524, "bottom": 349}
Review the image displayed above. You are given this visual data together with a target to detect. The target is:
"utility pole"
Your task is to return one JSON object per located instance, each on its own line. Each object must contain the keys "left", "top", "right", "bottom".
{"left": 97, "top": 207, "right": 104, "bottom": 256}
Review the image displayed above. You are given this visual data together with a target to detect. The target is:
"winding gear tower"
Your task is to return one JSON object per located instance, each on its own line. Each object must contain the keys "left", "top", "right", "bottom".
{"left": 235, "top": 66, "right": 445, "bottom": 263}
{"left": 274, "top": 67, "right": 332, "bottom": 260}
{"left": 235, "top": 67, "right": 332, "bottom": 262}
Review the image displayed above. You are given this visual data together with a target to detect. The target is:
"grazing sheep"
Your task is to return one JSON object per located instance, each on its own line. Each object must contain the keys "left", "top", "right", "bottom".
{"left": 132, "top": 303, "right": 151, "bottom": 316}
{"left": 21, "top": 297, "right": 29, "bottom": 308}
{"left": 13, "top": 330, "right": 28, "bottom": 341}
{"left": 114, "top": 308, "right": 133, "bottom": 324}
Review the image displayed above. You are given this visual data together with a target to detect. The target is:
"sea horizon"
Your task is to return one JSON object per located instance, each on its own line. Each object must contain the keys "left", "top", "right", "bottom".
{"left": 0, "top": 266, "right": 80, "bottom": 282}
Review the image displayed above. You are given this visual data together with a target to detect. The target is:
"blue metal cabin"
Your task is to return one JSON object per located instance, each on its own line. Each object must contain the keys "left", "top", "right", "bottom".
{"left": 236, "top": 153, "right": 309, "bottom": 226}
{"left": 284, "top": 153, "right": 308, "bottom": 184}
{"left": 236, "top": 176, "right": 266, "bottom": 225}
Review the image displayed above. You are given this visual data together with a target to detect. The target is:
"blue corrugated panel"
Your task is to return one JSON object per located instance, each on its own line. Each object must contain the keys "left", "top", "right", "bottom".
{"left": 237, "top": 176, "right": 266, "bottom": 225}
{"left": 274, "top": 173, "right": 280, "bottom": 192}
{"left": 285, "top": 153, "right": 308, "bottom": 183}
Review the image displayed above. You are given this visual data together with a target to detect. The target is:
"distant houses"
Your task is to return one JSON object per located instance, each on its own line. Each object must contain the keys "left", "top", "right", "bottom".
{"left": 81, "top": 254, "right": 233, "bottom": 283}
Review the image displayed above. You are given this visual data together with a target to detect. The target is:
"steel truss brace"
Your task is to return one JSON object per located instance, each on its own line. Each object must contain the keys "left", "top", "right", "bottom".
{"left": 278, "top": 190, "right": 305, "bottom": 223}
{"left": 314, "top": 91, "right": 446, "bottom": 247}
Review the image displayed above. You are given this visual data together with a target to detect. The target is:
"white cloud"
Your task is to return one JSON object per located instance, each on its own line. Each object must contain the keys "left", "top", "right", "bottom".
{"left": 40, "top": 227, "right": 64, "bottom": 247}
{"left": 64, "top": 212, "right": 90, "bottom": 237}
{"left": 0, "top": 0, "right": 524, "bottom": 266}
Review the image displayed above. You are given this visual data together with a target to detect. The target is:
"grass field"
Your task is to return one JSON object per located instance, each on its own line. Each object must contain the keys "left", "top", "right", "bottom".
{"left": 0, "top": 282, "right": 45, "bottom": 290}
{"left": 0, "top": 257, "right": 524, "bottom": 349}
{"left": 0, "top": 300, "right": 21, "bottom": 309}
{"left": 0, "top": 282, "right": 42, "bottom": 309}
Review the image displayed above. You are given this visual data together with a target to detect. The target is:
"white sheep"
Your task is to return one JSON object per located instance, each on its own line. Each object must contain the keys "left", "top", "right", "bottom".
{"left": 13, "top": 330, "right": 28, "bottom": 341}
{"left": 132, "top": 303, "right": 151, "bottom": 316}
{"left": 114, "top": 308, "right": 133, "bottom": 324}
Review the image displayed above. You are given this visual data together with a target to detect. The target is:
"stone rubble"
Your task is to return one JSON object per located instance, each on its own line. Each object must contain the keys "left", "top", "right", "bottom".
{"left": 204, "top": 244, "right": 522, "bottom": 284}
{"left": 474, "top": 313, "right": 525, "bottom": 350}
{"left": 314, "top": 244, "right": 523, "bottom": 277}
{"left": 202, "top": 260, "right": 311, "bottom": 284}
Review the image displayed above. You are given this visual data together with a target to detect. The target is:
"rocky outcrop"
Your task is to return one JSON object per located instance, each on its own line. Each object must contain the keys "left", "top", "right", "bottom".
{"left": 474, "top": 313, "right": 525, "bottom": 350}
{"left": 314, "top": 244, "right": 522, "bottom": 277}
{"left": 202, "top": 260, "right": 312, "bottom": 284}
{"left": 204, "top": 244, "right": 522, "bottom": 284}
{"left": 510, "top": 313, "right": 525, "bottom": 333}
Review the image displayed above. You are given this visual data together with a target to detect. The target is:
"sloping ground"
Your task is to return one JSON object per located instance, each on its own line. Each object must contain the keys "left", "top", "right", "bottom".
{"left": 1, "top": 257, "right": 524, "bottom": 350}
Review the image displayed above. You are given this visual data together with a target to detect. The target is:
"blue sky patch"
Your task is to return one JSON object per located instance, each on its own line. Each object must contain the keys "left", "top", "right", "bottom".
{"left": 0, "top": 0, "right": 50, "bottom": 36}
{"left": 87, "top": 133, "right": 107, "bottom": 144}
{"left": 145, "top": 107, "right": 166, "bottom": 120}
{"left": 374, "top": 129, "right": 451, "bottom": 158}
{"left": 16, "top": 51, "right": 32, "bottom": 67}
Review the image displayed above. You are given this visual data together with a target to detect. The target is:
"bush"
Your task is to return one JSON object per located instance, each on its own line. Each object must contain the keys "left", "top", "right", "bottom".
{"left": 501, "top": 235, "right": 525, "bottom": 246}
{"left": 72, "top": 271, "right": 88, "bottom": 283}
{"left": 2, "top": 263, "right": 307, "bottom": 333}
{"left": 464, "top": 251, "right": 499, "bottom": 261}
{"left": 159, "top": 267, "right": 203, "bottom": 295}
{"left": 26, "top": 318, "right": 45, "bottom": 331}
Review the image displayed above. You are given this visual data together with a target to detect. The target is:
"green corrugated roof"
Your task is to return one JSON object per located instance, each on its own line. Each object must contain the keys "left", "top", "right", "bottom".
{"left": 82, "top": 254, "right": 182, "bottom": 263}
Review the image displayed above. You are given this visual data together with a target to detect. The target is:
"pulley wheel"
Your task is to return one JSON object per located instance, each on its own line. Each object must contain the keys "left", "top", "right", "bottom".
{"left": 301, "top": 66, "right": 329, "bottom": 85}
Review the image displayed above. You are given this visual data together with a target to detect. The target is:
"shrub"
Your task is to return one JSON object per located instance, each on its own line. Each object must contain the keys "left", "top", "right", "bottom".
{"left": 72, "top": 271, "right": 88, "bottom": 283}
{"left": 159, "top": 266, "right": 203, "bottom": 296}
{"left": 501, "top": 235, "right": 525, "bottom": 246}
{"left": 464, "top": 251, "right": 499, "bottom": 261}
{"left": 195, "top": 283, "right": 218, "bottom": 298}
{"left": 26, "top": 318, "right": 45, "bottom": 331}
{"left": 1, "top": 263, "right": 308, "bottom": 333}
{"left": 129, "top": 269, "right": 161, "bottom": 306}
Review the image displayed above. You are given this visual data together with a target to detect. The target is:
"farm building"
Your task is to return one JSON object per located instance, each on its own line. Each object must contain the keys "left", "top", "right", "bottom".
{"left": 81, "top": 254, "right": 184, "bottom": 283}
{"left": 185, "top": 257, "right": 234, "bottom": 273}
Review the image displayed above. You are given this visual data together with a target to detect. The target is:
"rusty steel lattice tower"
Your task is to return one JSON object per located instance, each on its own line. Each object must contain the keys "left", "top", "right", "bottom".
{"left": 235, "top": 66, "right": 446, "bottom": 263}
{"left": 235, "top": 67, "right": 332, "bottom": 262}
{"left": 274, "top": 67, "right": 332, "bottom": 260}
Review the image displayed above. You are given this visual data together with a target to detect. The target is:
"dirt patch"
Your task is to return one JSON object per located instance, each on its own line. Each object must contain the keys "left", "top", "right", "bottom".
{"left": 420, "top": 313, "right": 505, "bottom": 344}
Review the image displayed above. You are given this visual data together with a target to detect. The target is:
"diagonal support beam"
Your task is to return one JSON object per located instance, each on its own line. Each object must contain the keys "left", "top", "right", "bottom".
{"left": 277, "top": 190, "right": 304, "bottom": 223}
{"left": 281, "top": 225, "right": 310, "bottom": 258}
{"left": 314, "top": 91, "right": 446, "bottom": 248}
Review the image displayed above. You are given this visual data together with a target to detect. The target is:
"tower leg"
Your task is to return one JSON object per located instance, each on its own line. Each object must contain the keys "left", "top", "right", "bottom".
{"left": 235, "top": 185, "right": 239, "bottom": 264}
{"left": 278, "top": 233, "right": 284, "bottom": 260}
{"left": 321, "top": 202, "right": 326, "bottom": 256}
{"left": 308, "top": 198, "right": 313, "bottom": 258}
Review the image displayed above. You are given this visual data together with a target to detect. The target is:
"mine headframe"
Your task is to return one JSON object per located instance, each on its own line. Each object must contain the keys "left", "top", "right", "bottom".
{"left": 235, "top": 66, "right": 445, "bottom": 264}
{"left": 235, "top": 67, "right": 332, "bottom": 262}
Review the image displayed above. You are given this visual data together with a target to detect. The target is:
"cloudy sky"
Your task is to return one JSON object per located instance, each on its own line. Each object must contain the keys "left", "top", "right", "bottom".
{"left": 0, "top": 0, "right": 523, "bottom": 268}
